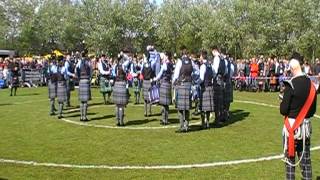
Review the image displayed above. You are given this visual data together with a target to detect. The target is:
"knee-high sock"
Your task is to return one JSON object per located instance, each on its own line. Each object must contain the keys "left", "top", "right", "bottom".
{"left": 102, "top": 93, "right": 107, "bottom": 104}
{"left": 67, "top": 90, "right": 71, "bottom": 105}
{"left": 201, "top": 112, "right": 205, "bottom": 126}
{"left": 144, "top": 101, "right": 148, "bottom": 115}
{"left": 148, "top": 103, "right": 152, "bottom": 115}
{"left": 179, "top": 110, "right": 184, "bottom": 129}
{"left": 80, "top": 103, "right": 83, "bottom": 119}
{"left": 107, "top": 92, "right": 111, "bottom": 102}
{"left": 165, "top": 105, "right": 169, "bottom": 123}
{"left": 119, "top": 106, "right": 124, "bottom": 125}
{"left": 83, "top": 102, "right": 88, "bottom": 118}
{"left": 58, "top": 103, "right": 63, "bottom": 116}
{"left": 14, "top": 87, "right": 17, "bottom": 96}
{"left": 115, "top": 106, "right": 119, "bottom": 124}
{"left": 10, "top": 87, "right": 13, "bottom": 95}
{"left": 50, "top": 99, "right": 55, "bottom": 114}
{"left": 185, "top": 110, "right": 189, "bottom": 128}
{"left": 206, "top": 111, "right": 210, "bottom": 127}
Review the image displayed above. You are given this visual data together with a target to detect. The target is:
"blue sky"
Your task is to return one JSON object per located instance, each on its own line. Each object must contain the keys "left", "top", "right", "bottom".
{"left": 155, "top": 0, "right": 163, "bottom": 5}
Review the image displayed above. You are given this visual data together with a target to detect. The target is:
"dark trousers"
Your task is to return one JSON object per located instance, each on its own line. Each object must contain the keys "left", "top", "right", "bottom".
{"left": 285, "top": 139, "right": 312, "bottom": 180}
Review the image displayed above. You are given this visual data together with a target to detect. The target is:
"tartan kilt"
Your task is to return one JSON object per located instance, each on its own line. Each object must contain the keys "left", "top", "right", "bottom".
{"left": 200, "top": 86, "right": 214, "bottom": 112}
{"left": 78, "top": 79, "right": 91, "bottom": 102}
{"left": 57, "top": 81, "right": 67, "bottom": 103}
{"left": 11, "top": 76, "right": 19, "bottom": 87}
{"left": 159, "top": 80, "right": 172, "bottom": 105}
{"left": 224, "top": 81, "right": 233, "bottom": 104}
{"left": 48, "top": 80, "right": 57, "bottom": 99}
{"left": 176, "top": 82, "right": 192, "bottom": 110}
{"left": 99, "top": 76, "right": 112, "bottom": 93}
{"left": 213, "top": 83, "right": 223, "bottom": 106}
{"left": 143, "top": 80, "right": 152, "bottom": 102}
{"left": 113, "top": 81, "right": 128, "bottom": 105}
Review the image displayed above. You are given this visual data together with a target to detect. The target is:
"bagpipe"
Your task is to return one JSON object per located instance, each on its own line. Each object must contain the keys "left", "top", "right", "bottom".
{"left": 148, "top": 80, "right": 160, "bottom": 104}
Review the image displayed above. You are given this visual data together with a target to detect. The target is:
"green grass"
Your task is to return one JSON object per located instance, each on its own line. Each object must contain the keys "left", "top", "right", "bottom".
{"left": 0, "top": 87, "right": 319, "bottom": 179}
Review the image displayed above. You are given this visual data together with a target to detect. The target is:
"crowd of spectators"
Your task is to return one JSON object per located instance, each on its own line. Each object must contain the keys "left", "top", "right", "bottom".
{"left": 1, "top": 55, "right": 319, "bottom": 92}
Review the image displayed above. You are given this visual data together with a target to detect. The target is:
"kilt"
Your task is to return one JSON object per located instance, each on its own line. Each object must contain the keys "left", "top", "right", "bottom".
{"left": 143, "top": 80, "right": 152, "bottom": 102}
{"left": 200, "top": 86, "right": 214, "bottom": 112}
{"left": 224, "top": 81, "right": 233, "bottom": 104}
{"left": 48, "top": 80, "right": 57, "bottom": 99}
{"left": 159, "top": 80, "right": 172, "bottom": 105}
{"left": 57, "top": 81, "right": 67, "bottom": 103}
{"left": 11, "top": 76, "right": 19, "bottom": 87}
{"left": 78, "top": 79, "right": 91, "bottom": 102}
{"left": 99, "top": 76, "right": 112, "bottom": 93}
{"left": 213, "top": 83, "right": 223, "bottom": 106}
{"left": 176, "top": 82, "right": 192, "bottom": 110}
{"left": 113, "top": 81, "right": 128, "bottom": 105}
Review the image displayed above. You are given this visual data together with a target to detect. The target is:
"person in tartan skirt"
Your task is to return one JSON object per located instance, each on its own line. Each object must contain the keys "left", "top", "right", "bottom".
{"left": 75, "top": 51, "right": 92, "bottom": 122}
{"left": 223, "top": 55, "right": 235, "bottom": 122}
{"left": 154, "top": 51, "right": 173, "bottom": 125}
{"left": 132, "top": 59, "right": 142, "bottom": 104}
{"left": 211, "top": 46, "right": 227, "bottom": 125}
{"left": 9, "top": 58, "right": 20, "bottom": 96}
{"left": 172, "top": 47, "right": 199, "bottom": 132}
{"left": 280, "top": 52, "right": 317, "bottom": 180}
{"left": 141, "top": 57, "right": 155, "bottom": 117}
{"left": 56, "top": 57, "right": 68, "bottom": 119}
{"left": 199, "top": 50, "right": 214, "bottom": 129}
{"left": 98, "top": 54, "right": 113, "bottom": 104}
{"left": 47, "top": 57, "right": 58, "bottom": 116}
{"left": 64, "top": 53, "right": 76, "bottom": 107}
{"left": 113, "top": 50, "right": 131, "bottom": 126}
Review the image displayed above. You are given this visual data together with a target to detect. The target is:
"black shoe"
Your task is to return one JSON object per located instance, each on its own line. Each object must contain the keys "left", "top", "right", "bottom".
{"left": 58, "top": 115, "right": 63, "bottom": 119}
{"left": 50, "top": 112, "right": 55, "bottom": 116}
{"left": 10, "top": 94, "right": 12, "bottom": 96}
{"left": 116, "top": 123, "right": 120, "bottom": 126}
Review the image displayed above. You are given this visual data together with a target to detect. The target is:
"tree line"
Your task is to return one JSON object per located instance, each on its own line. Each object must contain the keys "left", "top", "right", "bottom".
{"left": 1, "top": 0, "right": 320, "bottom": 61}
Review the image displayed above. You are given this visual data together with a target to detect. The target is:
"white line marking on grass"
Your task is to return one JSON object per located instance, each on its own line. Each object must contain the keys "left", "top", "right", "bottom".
{"left": 1, "top": 146, "right": 320, "bottom": 169}
{"left": 60, "top": 118, "right": 188, "bottom": 130}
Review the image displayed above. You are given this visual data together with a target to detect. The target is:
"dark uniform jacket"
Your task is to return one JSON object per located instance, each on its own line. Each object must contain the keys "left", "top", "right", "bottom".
{"left": 280, "top": 75, "right": 317, "bottom": 119}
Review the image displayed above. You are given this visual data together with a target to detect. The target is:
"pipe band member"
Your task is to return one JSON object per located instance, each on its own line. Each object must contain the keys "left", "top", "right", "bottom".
{"left": 113, "top": 50, "right": 131, "bottom": 126}
{"left": 64, "top": 54, "right": 76, "bottom": 107}
{"left": 75, "top": 51, "right": 92, "bottom": 122}
{"left": 142, "top": 56, "right": 155, "bottom": 117}
{"left": 172, "top": 46, "right": 199, "bottom": 132}
{"left": 212, "top": 46, "right": 227, "bottom": 125}
{"left": 9, "top": 58, "right": 20, "bottom": 96}
{"left": 223, "top": 55, "right": 235, "bottom": 122}
{"left": 199, "top": 50, "right": 214, "bottom": 129}
{"left": 57, "top": 57, "right": 68, "bottom": 119}
{"left": 280, "top": 52, "right": 317, "bottom": 180}
{"left": 154, "top": 52, "right": 174, "bottom": 125}
{"left": 48, "top": 57, "right": 58, "bottom": 116}
{"left": 132, "top": 59, "right": 142, "bottom": 104}
{"left": 98, "top": 54, "right": 113, "bottom": 104}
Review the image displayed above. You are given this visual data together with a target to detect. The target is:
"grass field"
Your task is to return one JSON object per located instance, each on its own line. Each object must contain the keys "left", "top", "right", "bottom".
{"left": 0, "top": 87, "right": 319, "bottom": 179}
